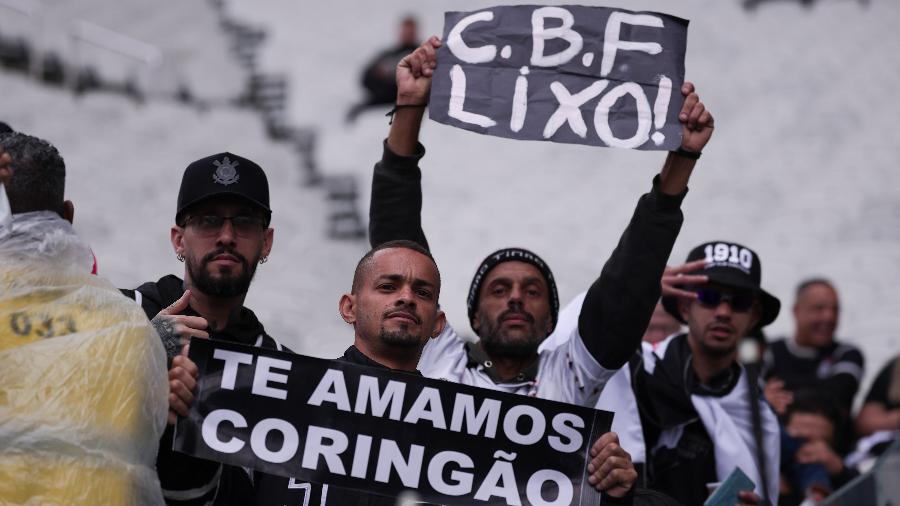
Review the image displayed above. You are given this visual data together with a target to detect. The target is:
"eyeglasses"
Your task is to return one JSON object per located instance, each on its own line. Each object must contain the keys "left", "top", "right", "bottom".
{"left": 695, "top": 288, "right": 755, "bottom": 312}
{"left": 184, "top": 215, "right": 266, "bottom": 237}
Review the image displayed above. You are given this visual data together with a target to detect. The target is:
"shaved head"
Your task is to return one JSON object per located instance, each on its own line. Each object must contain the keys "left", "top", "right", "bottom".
{"left": 353, "top": 240, "right": 439, "bottom": 298}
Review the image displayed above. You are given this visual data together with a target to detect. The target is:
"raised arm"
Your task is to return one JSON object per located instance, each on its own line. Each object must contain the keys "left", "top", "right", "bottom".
{"left": 369, "top": 37, "right": 441, "bottom": 249}
{"left": 578, "top": 83, "right": 714, "bottom": 369}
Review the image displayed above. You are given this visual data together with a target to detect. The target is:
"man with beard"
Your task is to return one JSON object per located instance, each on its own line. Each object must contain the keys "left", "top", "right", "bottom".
{"left": 122, "top": 152, "right": 283, "bottom": 506}
{"left": 253, "top": 240, "right": 639, "bottom": 505}
{"left": 635, "top": 241, "right": 783, "bottom": 505}
{"left": 369, "top": 37, "right": 711, "bottom": 407}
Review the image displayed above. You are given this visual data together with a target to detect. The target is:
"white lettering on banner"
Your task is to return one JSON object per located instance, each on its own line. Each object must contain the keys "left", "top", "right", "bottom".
{"left": 548, "top": 413, "right": 585, "bottom": 453}
{"left": 600, "top": 12, "right": 664, "bottom": 77}
{"left": 440, "top": 7, "right": 678, "bottom": 150}
{"left": 449, "top": 64, "right": 497, "bottom": 128}
{"left": 251, "top": 418, "right": 298, "bottom": 463}
{"left": 652, "top": 76, "right": 673, "bottom": 146}
{"left": 213, "top": 349, "right": 254, "bottom": 390}
{"left": 302, "top": 425, "right": 349, "bottom": 475}
{"left": 531, "top": 7, "right": 583, "bottom": 67}
{"left": 449, "top": 393, "right": 501, "bottom": 438}
{"left": 202, "top": 409, "right": 247, "bottom": 453}
{"left": 510, "top": 66, "right": 530, "bottom": 133}
{"left": 351, "top": 434, "right": 373, "bottom": 479}
{"left": 375, "top": 439, "right": 425, "bottom": 488}
{"left": 526, "top": 469, "right": 574, "bottom": 506}
{"left": 594, "top": 82, "right": 652, "bottom": 148}
{"left": 403, "top": 386, "right": 447, "bottom": 429}
{"left": 355, "top": 375, "right": 406, "bottom": 421}
{"left": 543, "top": 80, "right": 609, "bottom": 139}
{"left": 427, "top": 451, "right": 475, "bottom": 496}
{"left": 446, "top": 11, "right": 497, "bottom": 64}
{"left": 503, "top": 405, "right": 547, "bottom": 445}
{"left": 252, "top": 356, "right": 292, "bottom": 400}
{"left": 474, "top": 452, "right": 521, "bottom": 505}
{"left": 307, "top": 368, "right": 351, "bottom": 410}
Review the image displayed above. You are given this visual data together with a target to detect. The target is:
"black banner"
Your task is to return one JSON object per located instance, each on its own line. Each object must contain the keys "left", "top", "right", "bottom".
{"left": 430, "top": 5, "right": 688, "bottom": 151}
{"left": 174, "top": 339, "right": 613, "bottom": 505}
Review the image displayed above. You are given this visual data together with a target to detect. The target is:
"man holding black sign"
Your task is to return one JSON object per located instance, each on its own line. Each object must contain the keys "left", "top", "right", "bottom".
{"left": 252, "top": 239, "right": 638, "bottom": 504}
{"left": 370, "top": 34, "right": 710, "bottom": 415}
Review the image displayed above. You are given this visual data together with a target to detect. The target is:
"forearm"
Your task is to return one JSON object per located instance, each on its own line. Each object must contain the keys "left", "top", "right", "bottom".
{"left": 386, "top": 106, "right": 426, "bottom": 156}
{"left": 368, "top": 139, "right": 429, "bottom": 249}
{"left": 658, "top": 151, "right": 697, "bottom": 196}
{"left": 578, "top": 177, "right": 687, "bottom": 369}
{"left": 856, "top": 404, "right": 900, "bottom": 435}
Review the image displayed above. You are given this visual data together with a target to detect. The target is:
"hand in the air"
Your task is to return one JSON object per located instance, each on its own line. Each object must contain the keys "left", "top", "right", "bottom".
{"left": 396, "top": 36, "right": 442, "bottom": 106}
{"left": 678, "top": 82, "right": 714, "bottom": 154}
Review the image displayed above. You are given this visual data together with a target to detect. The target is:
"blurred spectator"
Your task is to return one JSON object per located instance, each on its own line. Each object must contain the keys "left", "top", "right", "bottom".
{"left": 346, "top": 16, "right": 419, "bottom": 122}
{"left": 0, "top": 122, "right": 12, "bottom": 134}
{"left": 763, "top": 278, "right": 863, "bottom": 452}
{"left": 856, "top": 355, "right": 900, "bottom": 436}
{"left": 780, "top": 398, "right": 859, "bottom": 505}
{"left": 643, "top": 301, "right": 684, "bottom": 347}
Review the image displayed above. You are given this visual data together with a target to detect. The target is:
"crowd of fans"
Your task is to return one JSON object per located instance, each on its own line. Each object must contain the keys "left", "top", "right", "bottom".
{"left": 1, "top": 33, "right": 898, "bottom": 506}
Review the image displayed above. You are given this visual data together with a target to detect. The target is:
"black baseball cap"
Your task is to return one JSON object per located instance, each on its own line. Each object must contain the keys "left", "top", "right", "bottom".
{"left": 662, "top": 240, "right": 781, "bottom": 331}
{"left": 176, "top": 152, "right": 271, "bottom": 223}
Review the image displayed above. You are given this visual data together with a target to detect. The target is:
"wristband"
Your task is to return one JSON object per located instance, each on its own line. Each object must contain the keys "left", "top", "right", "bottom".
{"left": 673, "top": 146, "right": 701, "bottom": 160}
{"left": 386, "top": 103, "right": 428, "bottom": 125}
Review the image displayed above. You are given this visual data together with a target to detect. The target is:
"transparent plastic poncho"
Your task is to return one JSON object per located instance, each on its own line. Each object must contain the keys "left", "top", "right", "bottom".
{"left": 0, "top": 184, "right": 168, "bottom": 505}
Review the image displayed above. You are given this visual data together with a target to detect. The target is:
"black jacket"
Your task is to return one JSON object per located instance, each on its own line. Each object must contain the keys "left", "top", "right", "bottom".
{"left": 123, "top": 275, "right": 285, "bottom": 506}
{"left": 368, "top": 141, "right": 687, "bottom": 371}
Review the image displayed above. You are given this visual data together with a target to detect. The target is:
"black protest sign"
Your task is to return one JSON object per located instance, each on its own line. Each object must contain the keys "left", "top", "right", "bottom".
{"left": 174, "top": 339, "right": 613, "bottom": 506}
{"left": 429, "top": 5, "right": 688, "bottom": 150}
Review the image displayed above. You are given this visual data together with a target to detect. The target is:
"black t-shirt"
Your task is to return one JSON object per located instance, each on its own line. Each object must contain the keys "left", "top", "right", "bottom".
{"left": 864, "top": 357, "right": 900, "bottom": 410}
{"left": 763, "top": 338, "right": 864, "bottom": 414}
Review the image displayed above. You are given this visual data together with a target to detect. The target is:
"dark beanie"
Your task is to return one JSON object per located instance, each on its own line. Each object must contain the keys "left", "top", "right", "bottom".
{"left": 467, "top": 247, "right": 560, "bottom": 333}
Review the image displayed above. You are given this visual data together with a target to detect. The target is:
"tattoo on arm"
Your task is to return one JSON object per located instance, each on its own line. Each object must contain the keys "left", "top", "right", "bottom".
{"left": 151, "top": 316, "right": 180, "bottom": 366}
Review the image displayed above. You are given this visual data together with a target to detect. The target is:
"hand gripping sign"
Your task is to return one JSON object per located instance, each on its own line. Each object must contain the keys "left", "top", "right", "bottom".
{"left": 430, "top": 5, "right": 689, "bottom": 150}
{"left": 175, "top": 339, "right": 614, "bottom": 505}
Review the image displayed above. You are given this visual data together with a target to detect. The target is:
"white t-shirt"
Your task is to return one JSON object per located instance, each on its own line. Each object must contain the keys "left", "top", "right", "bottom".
{"left": 417, "top": 322, "right": 615, "bottom": 408}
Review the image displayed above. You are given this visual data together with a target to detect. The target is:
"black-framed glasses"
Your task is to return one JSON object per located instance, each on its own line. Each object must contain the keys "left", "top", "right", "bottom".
{"left": 184, "top": 215, "right": 266, "bottom": 237}
{"left": 696, "top": 288, "right": 755, "bottom": 312}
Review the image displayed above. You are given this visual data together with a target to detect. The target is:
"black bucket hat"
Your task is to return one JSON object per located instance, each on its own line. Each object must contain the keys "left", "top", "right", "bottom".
{"left": 662, "top": 241, "right": 780, "bottom": 330}
{"left": 176, "top": 152, "right": 271, "bottom": 224}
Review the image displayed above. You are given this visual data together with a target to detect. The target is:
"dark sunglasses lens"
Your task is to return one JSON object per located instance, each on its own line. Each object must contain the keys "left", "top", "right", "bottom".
{"left": 696, "top": 288, "right": 754, "bottom": 312}
{"left": 696, "top": 289, "right": 722, "bottom": 307}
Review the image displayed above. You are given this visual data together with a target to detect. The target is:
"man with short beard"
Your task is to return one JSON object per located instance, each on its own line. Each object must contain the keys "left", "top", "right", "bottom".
{"left": 122, "top": 152, "right": 285, "bottom": 506}
{"left": 254, "top": 240, "right": 639, "bottom": 504}
{"left": 370, "top": 37, "right": 713, "bottom": 410}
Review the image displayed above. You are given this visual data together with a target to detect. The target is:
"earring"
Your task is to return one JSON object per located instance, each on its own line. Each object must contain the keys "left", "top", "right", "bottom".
{"left": 176, "top": 253, "right": 184, "bottom": 262}
{"left": 259, "top": 256, "right": 268, "bottom": 264}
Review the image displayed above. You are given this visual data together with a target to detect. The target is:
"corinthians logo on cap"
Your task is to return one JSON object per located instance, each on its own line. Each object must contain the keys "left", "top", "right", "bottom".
{"left": 212, "top": 156, "right": 240, "bottom": 186}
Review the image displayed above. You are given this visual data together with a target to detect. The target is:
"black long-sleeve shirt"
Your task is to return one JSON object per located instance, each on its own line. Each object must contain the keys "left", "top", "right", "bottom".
{"left": 369, "top": 140, "right": 686, "bottom": 371}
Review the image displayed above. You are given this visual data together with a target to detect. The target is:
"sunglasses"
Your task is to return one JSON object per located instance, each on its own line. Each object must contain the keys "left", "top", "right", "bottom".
{"left": 695, "top": 288, "right": 756, "bottom": 312}
{"left": 184, "top": 215, "right": 266, "bottom": 237}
